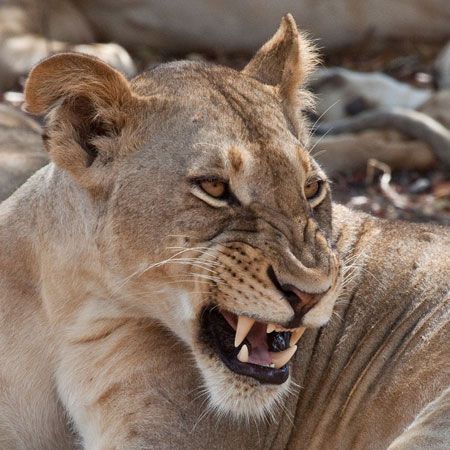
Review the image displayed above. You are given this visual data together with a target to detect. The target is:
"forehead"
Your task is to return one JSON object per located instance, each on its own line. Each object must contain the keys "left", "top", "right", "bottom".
{"left": 130, "top": 61, "right": 313, "bottom": 177}
{"left": 132, "top": 61, "right": 293, "bottom": 138}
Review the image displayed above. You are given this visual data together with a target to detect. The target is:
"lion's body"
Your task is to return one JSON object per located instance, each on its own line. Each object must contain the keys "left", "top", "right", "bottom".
{"left": 0, "top": 175, "right": 449, "bottom": 449}
{"left": 0, "top": 16, "right": 449, "bottom": 450}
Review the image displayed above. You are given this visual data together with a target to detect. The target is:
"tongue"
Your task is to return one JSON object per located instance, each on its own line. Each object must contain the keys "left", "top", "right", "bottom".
{"left": 246, "top": 321, "right": 272, "bottom": 365}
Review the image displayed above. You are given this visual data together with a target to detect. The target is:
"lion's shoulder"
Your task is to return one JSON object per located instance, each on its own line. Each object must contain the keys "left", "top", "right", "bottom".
{"left": 0, "top": 104, "right": 48, "bottom": 201}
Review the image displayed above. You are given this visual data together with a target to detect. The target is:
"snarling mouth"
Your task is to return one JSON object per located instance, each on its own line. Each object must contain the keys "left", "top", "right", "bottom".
{"left": 201, "top": 306, "right": 305, "bottom": 384}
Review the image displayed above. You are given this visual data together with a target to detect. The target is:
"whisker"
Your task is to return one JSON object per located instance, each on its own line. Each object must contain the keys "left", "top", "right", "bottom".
{"left": 308, "top": 99, "right": 341, "bottom": 138}
{"left": 308, "top": 127, "right": 334, "bottom": 155}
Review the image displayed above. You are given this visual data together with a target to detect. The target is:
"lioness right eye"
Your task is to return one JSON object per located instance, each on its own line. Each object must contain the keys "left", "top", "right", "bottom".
{"left": 190, "top": 177, "right": 233, "bottom": 208}
{"left": 304, "top": 180, "right": 321, "bottom": 200}
{"left": 200, "top": 180, "right": 226, "bottom": 199}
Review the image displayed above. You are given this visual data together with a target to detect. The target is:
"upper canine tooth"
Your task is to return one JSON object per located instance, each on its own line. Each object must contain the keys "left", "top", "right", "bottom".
{"left": 270, "top": 345, "right": 298, "bottom": 369}
{"left": 237, "top": 344, "right": 249, "bottom": 363}
{"left": 234, "top": 316, "right": 255, "bottom": 347}
{"left": 290, "top": 327, "right": 306, "bottom": 345}
{"left": 266, "top": 323, "right": 276, "bottom": 334}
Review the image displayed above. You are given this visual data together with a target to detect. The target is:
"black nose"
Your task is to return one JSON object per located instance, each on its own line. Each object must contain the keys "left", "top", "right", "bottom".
{"left": 267, "top": 266, "right": 322, "bottom": 326}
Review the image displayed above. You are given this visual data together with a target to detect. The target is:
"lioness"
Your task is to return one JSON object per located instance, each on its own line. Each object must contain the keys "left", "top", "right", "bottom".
{"left": 0, "top": 15, "right": 449, "bottom": 450}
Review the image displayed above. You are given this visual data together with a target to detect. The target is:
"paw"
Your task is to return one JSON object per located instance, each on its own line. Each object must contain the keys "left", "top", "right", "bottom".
{"left": 71, "top": 43, "right": 137, "bottom": 78}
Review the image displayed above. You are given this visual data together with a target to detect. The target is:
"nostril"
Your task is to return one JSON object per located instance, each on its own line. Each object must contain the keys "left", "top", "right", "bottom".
{"left": 267, "top": 266, "right": 301, "bottom": 309}
{"left": 267, "top": 266, "right": 321, "bottom": 312}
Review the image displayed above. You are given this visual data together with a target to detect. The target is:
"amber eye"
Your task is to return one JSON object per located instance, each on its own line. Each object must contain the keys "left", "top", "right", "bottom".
{"left": 304, "top": 179, "right": 322, "bottom": 200}
{"left": 200, "top": 179, "right": 227, "bottom": 198}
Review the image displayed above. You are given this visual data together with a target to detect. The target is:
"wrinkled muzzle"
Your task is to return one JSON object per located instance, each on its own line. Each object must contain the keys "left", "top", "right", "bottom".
{"left": 194, "top": 219, "right": 340, "bottom": 386}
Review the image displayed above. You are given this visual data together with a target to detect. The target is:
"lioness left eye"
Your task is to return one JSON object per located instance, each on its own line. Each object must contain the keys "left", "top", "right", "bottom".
{"left": 304, "top": 179, "right": 323, "bottom": 201}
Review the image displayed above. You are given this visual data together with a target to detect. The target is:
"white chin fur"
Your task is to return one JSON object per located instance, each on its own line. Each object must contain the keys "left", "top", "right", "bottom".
{"left": 195, "top": 355, "right": 291, "bottom": 421}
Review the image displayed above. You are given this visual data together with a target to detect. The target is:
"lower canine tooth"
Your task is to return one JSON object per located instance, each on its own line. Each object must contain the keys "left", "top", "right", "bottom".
{"left": 270, "top": 345, "right": 297, "bottom": 369}
{"left": 237, "top": 344, "right": 249, "bottom": 363}
{"left": 291, "top": 327, "right": 306, "bottom": 345}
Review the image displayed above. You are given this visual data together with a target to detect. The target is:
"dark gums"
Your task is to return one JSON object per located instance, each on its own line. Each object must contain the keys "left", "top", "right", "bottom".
{"left": 200, "top": 306, "right": 290, "bottom": 385}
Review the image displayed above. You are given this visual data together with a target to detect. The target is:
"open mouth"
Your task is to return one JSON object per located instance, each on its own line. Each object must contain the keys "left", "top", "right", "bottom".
{"left": 201, "top": 306, "right": 305, "bottom": 384}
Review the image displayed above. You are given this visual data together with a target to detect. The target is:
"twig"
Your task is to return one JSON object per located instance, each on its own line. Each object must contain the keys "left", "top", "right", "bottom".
{"left": 366, "top": 158, "right": 408, "bottom": 208}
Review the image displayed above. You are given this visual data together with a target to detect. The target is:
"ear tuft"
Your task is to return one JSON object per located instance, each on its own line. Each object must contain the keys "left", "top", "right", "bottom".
{"left": 243, "top": 14, "right": 318, "bottom": 90}
{"left": 243, "top": 14, "right": 319, "bottom": 136}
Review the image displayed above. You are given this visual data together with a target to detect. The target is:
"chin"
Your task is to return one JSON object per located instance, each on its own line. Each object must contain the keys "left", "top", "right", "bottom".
{"left": 192, "top": 305, "right": 303, "bottom": 420}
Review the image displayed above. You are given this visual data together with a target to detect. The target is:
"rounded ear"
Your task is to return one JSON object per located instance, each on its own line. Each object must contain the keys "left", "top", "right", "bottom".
{"left": 23, "top": 53, "right": 141, "bottom": 193}
{"left": 23, "top": 52, "right": 132, "bottom": 115}
{"left": 243, "top": 14, "right": 318, "bottom": 136}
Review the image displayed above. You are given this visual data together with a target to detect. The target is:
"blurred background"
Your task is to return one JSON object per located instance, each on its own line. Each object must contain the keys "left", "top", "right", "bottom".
{"left": 1, "top": 0, "right": 449, "bottom": 224}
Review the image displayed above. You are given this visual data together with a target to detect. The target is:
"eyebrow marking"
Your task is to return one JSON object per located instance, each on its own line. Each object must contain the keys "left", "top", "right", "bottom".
{"left": 228, "top": 146, "right": 244, "bottom": 171}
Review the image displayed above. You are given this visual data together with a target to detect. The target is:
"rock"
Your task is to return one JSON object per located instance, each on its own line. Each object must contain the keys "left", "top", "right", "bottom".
{"left": 74, "top": 0, "right": 450, "bottom": 52}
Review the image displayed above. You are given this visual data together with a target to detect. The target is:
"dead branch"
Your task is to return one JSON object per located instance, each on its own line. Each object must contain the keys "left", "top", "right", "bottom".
{"left": 314, "top": 107, "right": 450, "bottom": 168}
{"left": 310, "top": 129, "right": 435, "bottom": 174}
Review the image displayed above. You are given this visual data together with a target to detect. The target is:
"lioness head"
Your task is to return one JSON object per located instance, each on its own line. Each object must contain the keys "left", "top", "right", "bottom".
{"left": 24, "top": 15, "right": 341, "bottom": 419}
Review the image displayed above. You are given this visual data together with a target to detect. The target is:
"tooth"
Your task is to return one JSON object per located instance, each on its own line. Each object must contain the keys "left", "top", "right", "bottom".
{"left": 290, "top": 327, "right": 306, "bottom": 345}
{"left": 234, "top": 316, "right": 255, "bottom": 347}
{"left": 267, "top": 323, "right": 276, "bottom": 334}
{"left": 270, "top": 345, "right": 297, "bottom": 369}
{"left": 237, "top": 344, "right": 249, "bottom": 363}
{"left": 275, "top": 325, "right": 291, "bottom": 332}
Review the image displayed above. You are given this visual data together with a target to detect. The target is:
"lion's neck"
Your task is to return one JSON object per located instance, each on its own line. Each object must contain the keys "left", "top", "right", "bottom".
{"left": 1, "top": 178, "right": 444, "bottom": 450}
{"left": 0, "top": 165, "right": 106, "bottom": 326}
{"left": 266, "top": 205, "right": 385, "bottom": 449}
{"left": 270, "top": 205, "right": 445, "bottom": 449}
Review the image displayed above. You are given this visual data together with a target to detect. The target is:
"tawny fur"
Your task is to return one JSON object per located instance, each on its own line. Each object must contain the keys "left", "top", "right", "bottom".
{"left": 0, "top": 15, "right": 449, "bottom": 450}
